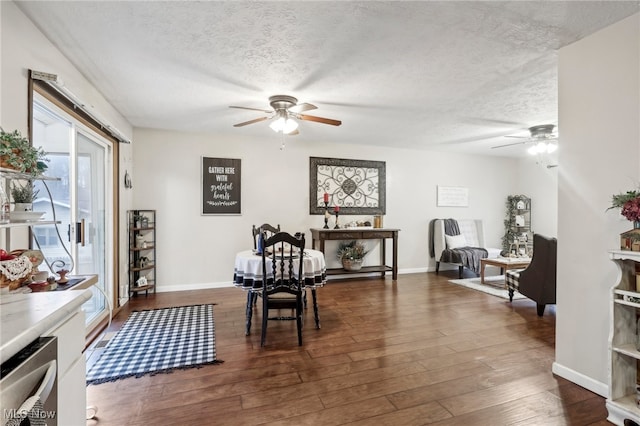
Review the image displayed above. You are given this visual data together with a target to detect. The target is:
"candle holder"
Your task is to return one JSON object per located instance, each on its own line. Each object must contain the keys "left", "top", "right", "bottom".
{"left": 334, "top": 210, "right": 340, "bottom": 229}
{"left": 323, "top": 201, "right": 330, "bottom": 229}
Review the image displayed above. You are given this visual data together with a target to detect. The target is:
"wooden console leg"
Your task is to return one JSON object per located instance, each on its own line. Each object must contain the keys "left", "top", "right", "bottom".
{"left": 458, "top": 265, "right": 463, "bottom": 279}
{"left": 536, "top": 303, "right": 546, "bottom": 317}
{"left": 435, "top": 261, "right": 440, "bottom": 274}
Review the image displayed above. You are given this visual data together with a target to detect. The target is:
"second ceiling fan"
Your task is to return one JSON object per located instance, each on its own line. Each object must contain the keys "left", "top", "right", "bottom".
{"left": 230, "top": 95, "right": 342, "bottom": 135}
{"left": 492, "top": 124, "right": 558, "bottom": 154}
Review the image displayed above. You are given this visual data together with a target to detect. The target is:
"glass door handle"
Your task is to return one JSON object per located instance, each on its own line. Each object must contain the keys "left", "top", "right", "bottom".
{"left": 80, "top": 219, "right": 86, "bottom": 246}
{"left": 74, "top": 220, "right": 86, "bottom": 246}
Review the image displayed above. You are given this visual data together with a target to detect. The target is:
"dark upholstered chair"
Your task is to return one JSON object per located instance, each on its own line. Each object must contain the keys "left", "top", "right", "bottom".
{"left": 260, "top": 231, "right": 305, "bottom": 346}
{"left": 505, "top": 234, "right": 557, "bottom": 316}
{"left": 252, "top": 223, "right": 280, "bottom": 249}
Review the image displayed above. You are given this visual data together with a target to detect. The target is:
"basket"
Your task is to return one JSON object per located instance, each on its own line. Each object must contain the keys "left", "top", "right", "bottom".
{"left": 0, "top": 255, "right": 34, "bottom": 290}
{"left": 342, "top": 258, "right": 363, "bottom": 271}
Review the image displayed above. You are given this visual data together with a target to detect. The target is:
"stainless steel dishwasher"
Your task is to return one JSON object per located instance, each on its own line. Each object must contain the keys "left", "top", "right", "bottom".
{"left": 1, "top": 336, "right": 58, "bottom": 426}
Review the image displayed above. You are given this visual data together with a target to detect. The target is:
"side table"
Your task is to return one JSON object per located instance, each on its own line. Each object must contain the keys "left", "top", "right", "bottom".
{"left": 309, "top": 228, "right": 400, "bottom": 280}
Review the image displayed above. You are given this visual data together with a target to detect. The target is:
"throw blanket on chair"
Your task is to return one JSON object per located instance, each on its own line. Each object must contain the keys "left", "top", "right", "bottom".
{"left": 439, "top": 218, "right": 488, "bottom": 274}
{"left": 440, "top": 247, "right": 488, "bottom": 275}
{"left": 443, "top": 218, "right": 460, "bottom": 236}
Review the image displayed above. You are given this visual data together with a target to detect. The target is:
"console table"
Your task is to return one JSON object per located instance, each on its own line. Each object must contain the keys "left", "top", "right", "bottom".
{"left": 309, "top": 228, "right": 400, "bottom": 280}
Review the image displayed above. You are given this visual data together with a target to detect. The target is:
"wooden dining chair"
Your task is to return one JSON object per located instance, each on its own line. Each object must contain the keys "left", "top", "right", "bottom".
{"left": 252, "top": 223, "right": 280, "bottom": 249}
{"left": 260, "top": 231, "right": 305, "bottom": 346}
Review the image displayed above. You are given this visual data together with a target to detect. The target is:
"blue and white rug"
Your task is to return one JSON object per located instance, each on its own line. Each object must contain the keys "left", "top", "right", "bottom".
{"left": 86, "top": 304, "right": 222, "bottom": 385}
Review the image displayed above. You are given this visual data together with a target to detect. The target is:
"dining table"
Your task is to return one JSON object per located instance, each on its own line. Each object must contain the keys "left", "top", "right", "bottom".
{"left": 233, "top": 248, "right": 326, "bottom": 335}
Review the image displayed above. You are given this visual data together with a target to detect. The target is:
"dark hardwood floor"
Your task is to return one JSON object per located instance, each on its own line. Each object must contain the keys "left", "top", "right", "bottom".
{"left": 86, "top": 271, "right": 609, "bottom": 425}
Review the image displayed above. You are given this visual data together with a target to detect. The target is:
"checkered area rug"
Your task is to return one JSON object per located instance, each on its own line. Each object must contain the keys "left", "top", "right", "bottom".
{"left": 86, "top": 304, "right": 222, "bottom": 385}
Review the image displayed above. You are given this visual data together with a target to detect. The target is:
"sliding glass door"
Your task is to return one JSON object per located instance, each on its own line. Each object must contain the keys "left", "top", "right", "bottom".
{"left": 31, "top": 95, "right": 113, "bottom": 333}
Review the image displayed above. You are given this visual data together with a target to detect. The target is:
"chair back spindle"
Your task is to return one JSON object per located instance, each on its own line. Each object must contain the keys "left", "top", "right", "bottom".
{"left": 252, "top": 223, "right": 281, "bottom": 249}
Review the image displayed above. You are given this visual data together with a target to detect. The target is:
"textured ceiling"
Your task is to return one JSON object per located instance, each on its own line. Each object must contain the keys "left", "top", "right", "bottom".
{"left": 15, "top": 1, "right": 640, "bottom": 156}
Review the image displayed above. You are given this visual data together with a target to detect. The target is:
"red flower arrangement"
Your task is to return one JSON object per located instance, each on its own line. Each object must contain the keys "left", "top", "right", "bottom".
{"left": 622, "top": 198, "right": 640, "bottom": 222}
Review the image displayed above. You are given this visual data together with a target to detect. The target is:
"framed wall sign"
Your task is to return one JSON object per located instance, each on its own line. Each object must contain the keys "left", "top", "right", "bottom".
{"left": 437, "top": 185, "right": 469, "bottom": 207}
{"left": 202, "top": 157, "right": 241, "bottom": 215}
{"left": 309, "top": 156, "right": 386, "bottom": 215}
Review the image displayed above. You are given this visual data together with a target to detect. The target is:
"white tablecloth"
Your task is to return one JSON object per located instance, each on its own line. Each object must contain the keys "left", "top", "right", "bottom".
{"left": 233, "top": 249, "right": 326, "bottom": 290}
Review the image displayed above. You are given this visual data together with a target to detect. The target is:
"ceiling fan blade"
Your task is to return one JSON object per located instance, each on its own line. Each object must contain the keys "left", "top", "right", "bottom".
{"left": 229, "top": 106, "right": 273, "bottom": 113}
{"left": 298, "top": 114, "right": 342, "bottom": 126}
{"left": 505, "top": 135, "right": 529, "bottom": 139}
{"left": 233, "top": 116, "right": 269, "bottom": 127}
{"left": 491, "top": 140, "right": 529, "bottom": 149}
{"left": 288, "top": 102, "right": 317, "bottom": 113}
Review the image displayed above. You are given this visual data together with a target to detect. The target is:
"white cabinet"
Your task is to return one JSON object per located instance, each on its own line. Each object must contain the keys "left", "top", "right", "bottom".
{"left": 608, "top": 250, "right": 640, "bottom": 425}
{"left": 44, "top": 310, "right": 86, "bottom": 426}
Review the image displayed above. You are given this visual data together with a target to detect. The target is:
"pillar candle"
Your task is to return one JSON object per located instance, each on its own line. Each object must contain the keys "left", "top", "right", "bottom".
{"left": 323, "top": 192, "right": 329, "bottom": 203}
{"left": 334, "top": 205, "right": 340, "bottom": 212}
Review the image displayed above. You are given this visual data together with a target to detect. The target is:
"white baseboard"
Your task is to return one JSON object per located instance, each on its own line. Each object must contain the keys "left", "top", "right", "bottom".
{"left": 157, "top": 281, "right": 235, "bottom": 292}
{"left": 156, "top": 268, "right": 434, "bottom": 292}
{"left": 552, "top": 361, "right": 608, "bottom": 397}
{"left": 158, "top": 269, "right": 432, "bottom": 292}
{"left": 400, "top": 267, "right": 429, "bottom": 274}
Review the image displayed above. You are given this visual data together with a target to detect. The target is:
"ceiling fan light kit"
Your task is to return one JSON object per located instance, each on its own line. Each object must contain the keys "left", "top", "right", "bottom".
{"left": 230, "top": 95, "right": 341, "bottom": 135}
{"left": 269, "top": 109, "right": 299, "bottom": 134}
{"left": 527, "top": 141, "right": 558, "bottom": 155}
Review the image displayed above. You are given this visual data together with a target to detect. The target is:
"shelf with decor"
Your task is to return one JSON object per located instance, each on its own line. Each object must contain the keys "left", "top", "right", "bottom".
{"left": 128, "top": 210, "right": 156, "bottom": 296}
{"left": 607, "top": 250, "right": 640, "bottom": 425}
{"left": 0, "top": 168, "right": 65, "bottom": 293}
{"left": 0, "top": 167, "right": 61, "bottom": 226}
{"left": 502, "top": 194, "right": 533, "bottom": 257}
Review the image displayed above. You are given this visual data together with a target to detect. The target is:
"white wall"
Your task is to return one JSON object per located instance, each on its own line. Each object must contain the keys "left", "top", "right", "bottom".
{"left": 132, "top": 127, "right": 557, "bottom": 291}
{"left": 517, "top": 158, "right": 558, "bottom": 238}
{"left": 554, "top": 13, "right": 640, "bottom": 396}
{"left": 1, "top": 1, "right": 134, "bottom": 303}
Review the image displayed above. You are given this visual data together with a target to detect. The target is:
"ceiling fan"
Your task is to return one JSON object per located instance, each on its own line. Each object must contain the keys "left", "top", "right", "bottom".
{"left": 229, "top": 95, "right": 342, "bottom": 135}
{"left": 492, "top": 124, "right": 558, "bottom": 153}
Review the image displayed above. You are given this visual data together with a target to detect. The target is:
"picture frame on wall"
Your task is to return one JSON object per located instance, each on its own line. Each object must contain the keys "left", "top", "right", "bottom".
{"left": 436, "top": 185, "right": 469, "bottom": 207}
{"left": 309, "top": 156, "right": 386, "bottom": 215}
{"left": 202, "top": 157, "right": 241, "bottom": 215}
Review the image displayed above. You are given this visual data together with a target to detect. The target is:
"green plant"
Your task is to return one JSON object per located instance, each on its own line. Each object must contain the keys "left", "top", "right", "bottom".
{"left": 0, "top": 128, "right": 49, "bottom": 175}
{"left": 608, "top": 190, "right": 640, "bottom": 211}
{"left": 336, "top": 240, "right": 368, "bottom": 261}
{"left": 10, "top": 181, "right": 39, "bottom": 203}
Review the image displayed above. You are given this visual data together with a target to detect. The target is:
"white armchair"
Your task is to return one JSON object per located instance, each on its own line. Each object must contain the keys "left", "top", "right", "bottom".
{"left": 432, "top": 219, "right": 501, "bottom": 278}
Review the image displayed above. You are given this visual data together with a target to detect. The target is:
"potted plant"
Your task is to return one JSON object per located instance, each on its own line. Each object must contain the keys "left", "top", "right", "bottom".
{"left": 337, "top": 240, "right": 368, "bottom": 271}
{"left": 10, "top": 181, "right": 39, "bottom": 212}
{"left": 0, "top": 128, "right": 49, "bottom": 175}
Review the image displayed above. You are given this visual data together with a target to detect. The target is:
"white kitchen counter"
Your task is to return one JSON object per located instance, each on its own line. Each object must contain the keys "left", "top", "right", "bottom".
{"left": 0, "top": 289, "right": 92, "bottom": 363}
